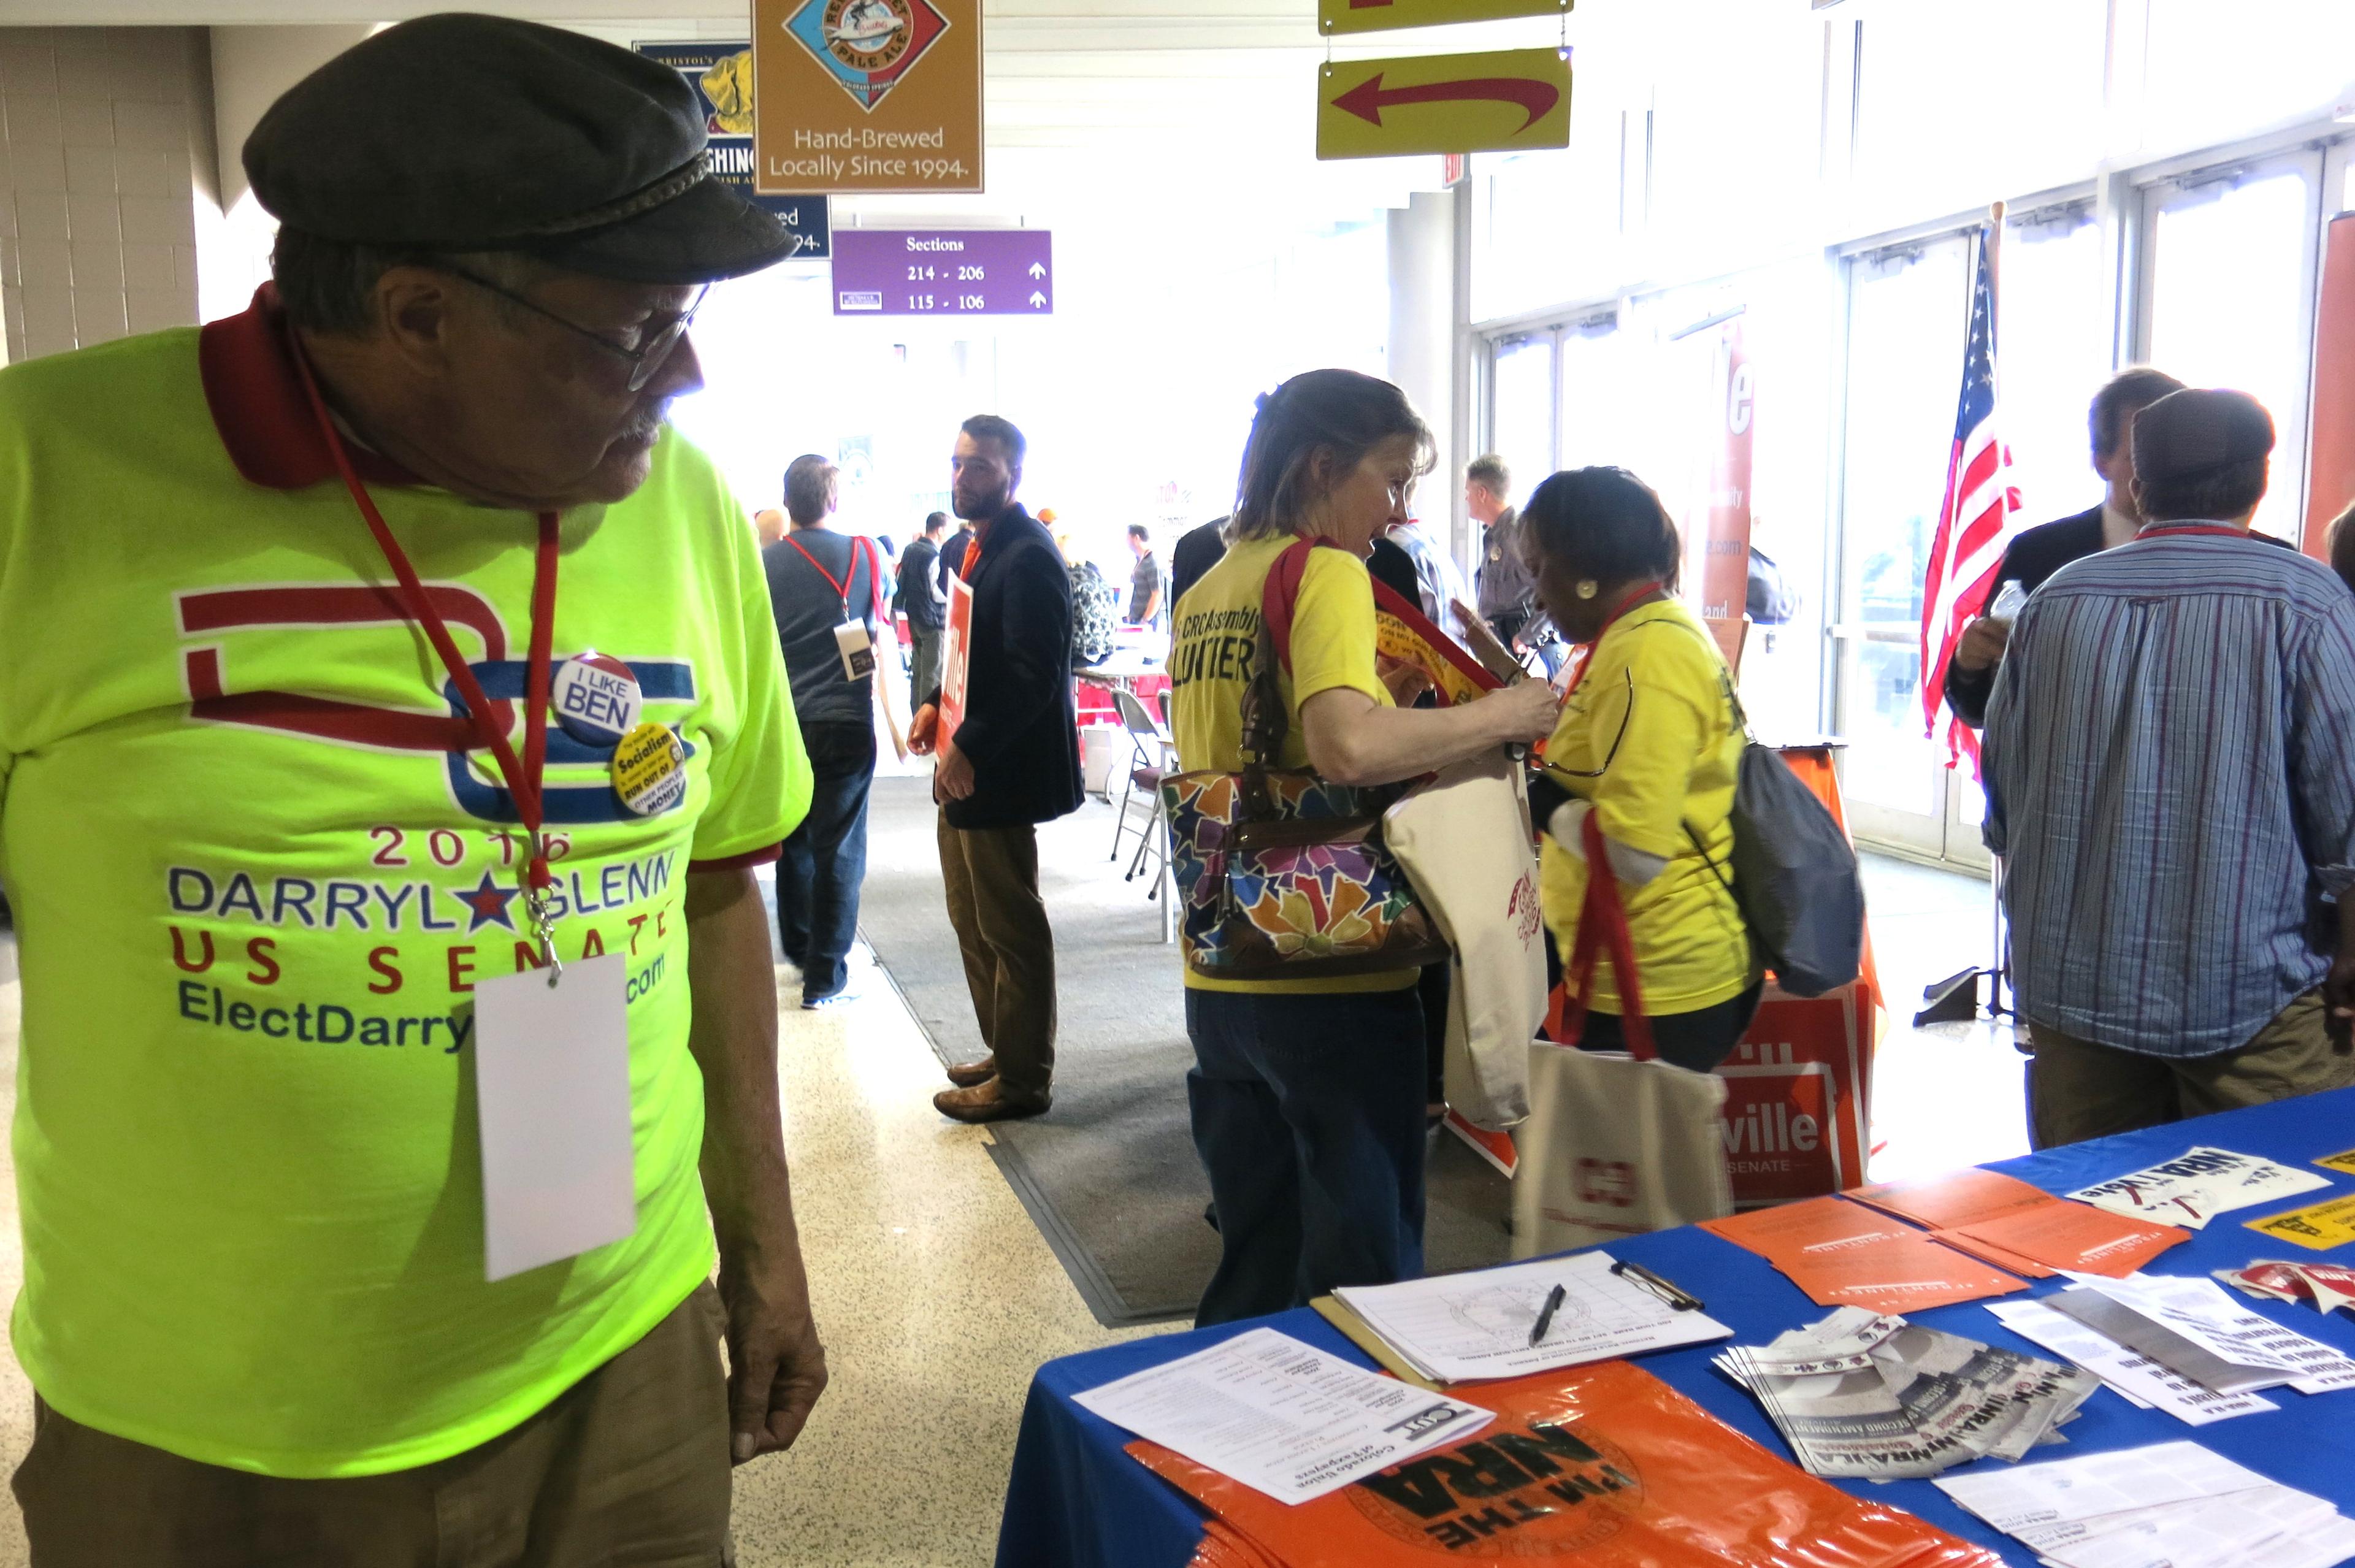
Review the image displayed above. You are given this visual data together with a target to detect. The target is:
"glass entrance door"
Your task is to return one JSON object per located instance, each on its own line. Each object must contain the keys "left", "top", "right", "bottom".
{"left": 1833, "top": 234, "right": 1973, "bottom": 860}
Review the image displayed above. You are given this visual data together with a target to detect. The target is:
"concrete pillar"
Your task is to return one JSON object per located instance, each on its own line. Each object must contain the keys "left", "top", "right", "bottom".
{"left": 1387, "top": 189, "right": 1458, "bottom": 563}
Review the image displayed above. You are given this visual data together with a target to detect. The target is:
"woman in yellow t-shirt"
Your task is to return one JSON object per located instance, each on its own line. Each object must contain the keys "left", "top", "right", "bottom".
{"left": 1526, "top": 467, "right": 1761, "bottom": 1071}
{"left": 1169, "top": 370, "right": 1559, "bottom": 1327}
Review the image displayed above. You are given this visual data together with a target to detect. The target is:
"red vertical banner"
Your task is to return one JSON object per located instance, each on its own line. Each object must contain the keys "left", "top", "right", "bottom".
{"left": 1691, "top": 320, "right": 1755, "bottom": 621}
{"left": 2305, "top": 213, "right": 2355, "bottom": 560}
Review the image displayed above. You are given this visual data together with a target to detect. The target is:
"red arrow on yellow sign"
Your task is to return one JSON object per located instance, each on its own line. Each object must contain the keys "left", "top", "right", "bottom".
{"left": 1317, "top": 48, "right": 1572, "bottom": 161}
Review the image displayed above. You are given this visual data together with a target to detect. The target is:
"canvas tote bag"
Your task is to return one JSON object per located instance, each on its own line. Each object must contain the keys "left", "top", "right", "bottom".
{"left": 1512, "top": 809, "right": 1733, "bottom": 1257}
{"left": 1382, "top": 749, "right": 1543, "bottom": 1130}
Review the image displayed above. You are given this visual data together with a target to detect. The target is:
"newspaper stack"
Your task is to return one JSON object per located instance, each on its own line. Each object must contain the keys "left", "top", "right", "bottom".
{"left": 1716, "top": 1307, "right": 2099, "bottom": 1480}
{"left": 1936, "top": 1440, "right": 2355, "bottom": 1568}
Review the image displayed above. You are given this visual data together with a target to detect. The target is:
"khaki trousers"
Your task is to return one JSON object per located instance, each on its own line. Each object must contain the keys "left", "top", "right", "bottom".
{"left": 13, "top": 1283, "right": 732, "bottom": 1568}
{"left": 2029, "top": 989, "right": 2355, "bottom": 1149}
{"left": 936, "top": 810, "right": 1058, "bottom": 1102}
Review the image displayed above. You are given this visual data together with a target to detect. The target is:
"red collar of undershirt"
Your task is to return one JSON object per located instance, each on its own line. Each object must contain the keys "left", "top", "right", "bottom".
{"left": 199, "top": 283, "right": 420, "bottom": 491}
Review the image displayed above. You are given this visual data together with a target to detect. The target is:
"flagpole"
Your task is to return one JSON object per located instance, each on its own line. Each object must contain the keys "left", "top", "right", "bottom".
{"left": 1985, "top": 200, "right": 2005, "bottom": 368}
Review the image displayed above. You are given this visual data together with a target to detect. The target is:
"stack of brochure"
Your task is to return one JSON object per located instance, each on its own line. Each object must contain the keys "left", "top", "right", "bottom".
{"left": 1715, "top": 1306, "right": 2099, "bottom": 1479}
{"left": 1936, "top": 1441, "right": 2355, "bottom": 1568}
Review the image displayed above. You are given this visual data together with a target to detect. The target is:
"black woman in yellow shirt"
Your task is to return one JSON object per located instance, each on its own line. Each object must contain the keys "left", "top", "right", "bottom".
{"left": 1525, "top": 467, "right": 1763, "bottom": 1071}
{"left": 1168, "top": 371, "right": 1560, "bottom": 1324}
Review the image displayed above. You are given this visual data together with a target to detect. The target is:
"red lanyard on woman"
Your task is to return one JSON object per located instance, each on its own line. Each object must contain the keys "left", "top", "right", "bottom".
{"left": 1561, "top": 582, "right": 1665, "bottom": 699}
{"left": 288, "top": 342, "right": 566, "bottom": 972}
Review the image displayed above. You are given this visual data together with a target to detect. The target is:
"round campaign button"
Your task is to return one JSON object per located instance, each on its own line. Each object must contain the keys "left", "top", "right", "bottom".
{"left": 552, "top": 652, "right": 643, "bottom": 747}
{"left": 611, "top": 721, "right": 687, "bottom": 817}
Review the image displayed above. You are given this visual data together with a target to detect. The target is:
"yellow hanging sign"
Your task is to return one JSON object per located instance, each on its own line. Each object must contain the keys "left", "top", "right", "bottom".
{"left": 1317, "top": 47, "right": 1571, "bottom": 161}
{"left": 1320, "top": 0, "right": 1572, "bottom": 35}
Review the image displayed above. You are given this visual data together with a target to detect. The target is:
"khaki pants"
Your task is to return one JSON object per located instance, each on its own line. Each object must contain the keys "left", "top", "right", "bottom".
{"left": 13, "top": 1284, "right": 732, "bottom": 1568}
{"left": 936, "top": 811, "right": 1058, "bottom": 1103}
{"left": 2029, "top": 989, "right": 2355, "bottom": 1149}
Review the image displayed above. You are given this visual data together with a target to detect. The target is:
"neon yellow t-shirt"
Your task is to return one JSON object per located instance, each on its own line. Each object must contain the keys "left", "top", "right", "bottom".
{"left": 1168, "top": 533, "right": 1412, "bottom": 995}
{"left": 1540, "top": 599, "right": 1754, "bottom": 1014}
{"left": 0, "top": 302, "right": 811, "bottom": 1477}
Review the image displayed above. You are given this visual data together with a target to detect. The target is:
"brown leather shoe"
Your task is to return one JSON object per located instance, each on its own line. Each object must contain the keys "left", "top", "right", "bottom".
{"left": 944, "top": 1055, "right": 997, "bottom": 1088}
{"left": 933, "top": 1079, "right": 1051, "bottom": 1123}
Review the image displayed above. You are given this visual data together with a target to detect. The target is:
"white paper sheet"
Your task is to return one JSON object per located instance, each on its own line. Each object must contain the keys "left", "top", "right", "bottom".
{"left": 472, "top": 954, "right": 637, "bottom": 1282}
{"left": 2023, "top": 1486, "right": 2340, "bottom": 1568}
{"left": 1933, "top": 1440, "right": 2275, "bottom": 1534}
{"left": 1986, "top": 1299, "right": 2280, "bottom": 1425}
{"left": 2066, "top": 1273, "right": 2355, "bottom": 1394}
{"left": 1332, "top": 1250, "right": 1731, "bottom": 1383}
{"left": 2069, "top": 1146, "right": 2333, "bottom": 1230}
{"left": 1071, "top": 1327, "right": 1494, "bottom": 1504}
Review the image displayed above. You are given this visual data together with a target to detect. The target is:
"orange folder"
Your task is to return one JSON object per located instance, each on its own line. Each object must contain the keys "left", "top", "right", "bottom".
{"left": 1699, "top": 1196, "right": 1910, "bottom": 1266}
{"left": 1775, "top": 1232, "right": 2031, "bottom": 1314}
{"left": 1845, "top": 1169, "right": 2053, "bottom": 1231}
{"left": 1947, "top": 1201, "right": 2190, "bottom": 1279}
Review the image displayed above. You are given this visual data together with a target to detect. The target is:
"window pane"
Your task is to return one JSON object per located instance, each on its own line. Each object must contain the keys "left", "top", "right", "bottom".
{"left": 1490, "top": 336, "right": 1556, "bottom": 487}
{"left": 1998, "top": 216, "right": 2111, "bottom": 528}
{"left": 1557, "top": 326, "right": 1629, "bottom": 473}
{"left": 2145, "top": 166, "right": 2316, "bottom": 539}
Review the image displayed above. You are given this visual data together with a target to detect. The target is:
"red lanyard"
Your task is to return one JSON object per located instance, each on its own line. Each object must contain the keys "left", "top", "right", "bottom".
{"left": 287, "top": 339, "right": 565, "bottom": 940}
{"left": 1562, "top": 582, "right": 1665, "bottom": 698}
{"left": 784, "top": 530, "right": 875, "bottom": 616}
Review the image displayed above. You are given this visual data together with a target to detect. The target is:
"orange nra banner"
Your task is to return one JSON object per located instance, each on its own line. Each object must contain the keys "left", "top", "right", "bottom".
{"left": 2305, "top": 212, "right": 2355, "bottom": 559}
{"left": 752, "top": 0, "right": 983, "bottom": 194}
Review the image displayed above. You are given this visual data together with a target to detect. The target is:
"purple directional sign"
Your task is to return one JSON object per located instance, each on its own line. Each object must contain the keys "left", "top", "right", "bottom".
{"left": 830, "top": 229, "right": 1054, "bottom": 317}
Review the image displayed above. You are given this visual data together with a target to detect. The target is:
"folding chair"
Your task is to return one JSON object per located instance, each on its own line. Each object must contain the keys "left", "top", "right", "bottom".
{"left": 1108, "top": 688, "right": 1176, "bottom": 901}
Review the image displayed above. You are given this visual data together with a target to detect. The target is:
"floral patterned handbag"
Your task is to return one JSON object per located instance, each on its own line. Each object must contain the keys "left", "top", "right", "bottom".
{"left": 1160, "top": 540, "right": 1449, "bottom": 979}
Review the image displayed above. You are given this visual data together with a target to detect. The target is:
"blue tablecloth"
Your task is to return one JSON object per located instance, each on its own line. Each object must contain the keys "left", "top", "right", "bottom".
{"left": 997, "top": 1087, "right": 2355, "bottom": 1567}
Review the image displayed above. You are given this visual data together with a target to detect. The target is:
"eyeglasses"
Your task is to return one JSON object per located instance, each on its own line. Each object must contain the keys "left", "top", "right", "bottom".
{"left": 440, "top": 266, "right": 708, "bottom": 392}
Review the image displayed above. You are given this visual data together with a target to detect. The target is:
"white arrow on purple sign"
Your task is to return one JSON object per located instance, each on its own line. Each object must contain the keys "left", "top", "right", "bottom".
{"left": 831, "top": 229, "right": 1055, "bottom": 318}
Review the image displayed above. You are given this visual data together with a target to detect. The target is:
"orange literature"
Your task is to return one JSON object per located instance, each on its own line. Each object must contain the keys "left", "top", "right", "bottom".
{"left": 1700, "top": 1196, "right": 1910, "bottom": 1267}
{"left": 1928, "top": 1228, "right": 2059, "bottom": 1280}
{"left": 1948, "top": 1201, "right": 2190, "bottom": 1279}
{"left": 1846, "top": 1169, "right": 2053, "bottom": 1231}
{"left": 1775, "top": 1232, "right": 2031, "bottom": 1314}
{"left": 1132, "top": 1359, "right": 2001, "bottom": 1568}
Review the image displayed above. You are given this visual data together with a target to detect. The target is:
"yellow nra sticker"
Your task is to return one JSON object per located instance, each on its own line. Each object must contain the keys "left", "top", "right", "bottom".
{"left": 2246, "top": 1194, "right": 2355, "bottom": 1252}
{"left": 2316, "top": 1148, "right": 2355, "bottom": 1176}
{"left": 611, "top": 721, "right": 687, "bottom": 817}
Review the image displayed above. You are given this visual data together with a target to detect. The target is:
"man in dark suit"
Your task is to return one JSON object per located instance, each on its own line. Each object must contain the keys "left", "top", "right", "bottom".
{"left": 908, "top": 415, "right": 1082, "bottom": 1123}
{"left": 1942, "top": 368, "right": 2183, "bottom": 725}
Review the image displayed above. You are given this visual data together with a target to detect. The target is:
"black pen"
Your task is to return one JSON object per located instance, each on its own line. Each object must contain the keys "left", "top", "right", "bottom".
{"left": 1610, "top": 1258, "right": 1705, "bottom": 1312}
{"left": 1527, "top": 1283, "right": 1567, "bottom": 1347}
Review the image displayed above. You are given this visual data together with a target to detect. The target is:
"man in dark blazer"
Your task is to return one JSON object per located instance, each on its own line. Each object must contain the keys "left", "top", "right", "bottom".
{"left": 909, "top": 415, "right": 1082, "bottom": 1123}
{"left": 1942, "top": 368, "right": 2185, "bottom": 727}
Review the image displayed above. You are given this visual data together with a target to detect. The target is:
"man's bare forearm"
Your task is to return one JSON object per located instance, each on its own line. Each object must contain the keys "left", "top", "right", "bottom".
{"left": 683, "top": 866, "right": 801, "bottom": 1252}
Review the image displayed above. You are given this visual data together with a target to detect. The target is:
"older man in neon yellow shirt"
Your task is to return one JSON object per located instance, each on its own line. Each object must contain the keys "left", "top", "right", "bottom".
{"left": 0, "top": 17, "right": 824, "bottom": 1562}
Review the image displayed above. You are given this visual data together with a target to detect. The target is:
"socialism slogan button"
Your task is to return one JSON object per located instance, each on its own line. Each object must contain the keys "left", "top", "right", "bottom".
{"left": 553, "top": 652, "right": 644, "bottom": 746}
{"left": 611, "top": 722, "right": 687, "bottom": 817}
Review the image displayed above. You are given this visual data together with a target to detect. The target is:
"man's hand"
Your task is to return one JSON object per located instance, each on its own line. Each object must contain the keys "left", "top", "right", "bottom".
{"left": 908, "top": 702, "right": 940, "bottom": 755}
{"left": 933, "top": 736, "right": 976, "bottom": 803}
{"left": 719, "top": 1237, "right": 830, "bottom": 1463}
{"left": 1377, "top": 653, "right": 1434, "bottom": 706}
{"left": 1953, "top": 616, "right": 2011, "bottom": 673}
{"left": 1482, "top": 677, "right": 1563, "bottom": 746}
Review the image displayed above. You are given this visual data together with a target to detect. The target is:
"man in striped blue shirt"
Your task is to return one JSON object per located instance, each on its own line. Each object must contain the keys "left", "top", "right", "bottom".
{"left": 1985, "top": 389, "right": 2355, "bottom": 1147}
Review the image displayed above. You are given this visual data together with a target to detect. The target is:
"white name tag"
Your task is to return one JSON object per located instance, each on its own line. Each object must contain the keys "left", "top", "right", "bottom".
{"left": 835, "top": 618, "right": 876, "bottom": 681}
{"left": 473, "top": 953, "right": 637, "bottom": 1282}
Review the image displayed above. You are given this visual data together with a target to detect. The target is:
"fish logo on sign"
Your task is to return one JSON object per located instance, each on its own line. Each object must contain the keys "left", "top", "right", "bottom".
{"left": 784, "top": 0, "right": 949, "bottom": 111}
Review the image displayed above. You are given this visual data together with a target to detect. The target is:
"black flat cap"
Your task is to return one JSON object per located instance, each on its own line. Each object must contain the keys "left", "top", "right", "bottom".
{"left": 2133, "top": 388, "right": 2276, "bottom": 483}
{"left": 245, "top": 13, "right": 795, "bottom": 284}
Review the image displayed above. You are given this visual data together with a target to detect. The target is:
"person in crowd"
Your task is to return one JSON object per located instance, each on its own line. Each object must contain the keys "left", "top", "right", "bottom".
{"left": 1942, "top": 367, "right": 2186, "bottom": 726}
{"left": 908, "top": 416, "right": 1082, "bottom": 1123}
{"left": 1062, "top": 530, "right": 1119, "bottom": 667}
{"left": 1465, "top": 453, "right": 1559, "bottom": 674}
{"left": 938, "top": 512, "right": 978, "bottom": 594}
{"left": 764, "top": 454, "right": 891, "bottom": 1009}
{"left": 1171, "top": 514, "right": 1231, "bottom": 608}
{"left": 1380, "top": 505, "right": 1471, "bottom": 642}
{"left": 1127, "top": 523, "right": 1170, "bottom": 628}
{"left": 2327, "top": 499, "right": 2355, "bottom": 598}
{"left": 1985, "top": 389, "right": 2355, "bottom": 1146}
{"left": 1523, "top": 467, "right": 1761, "bottom": 1072}
{"left": 1168, "top": 370, "right": 1558, "bottom": 1326}
{"left": 0, "top": 17, "right": 828, "bottom": 1559}
{"left": 897, "top": 510, "right": 951, "bottom": 708}
{"left": 752, "top": 503, "right": 788, "bottom": 545}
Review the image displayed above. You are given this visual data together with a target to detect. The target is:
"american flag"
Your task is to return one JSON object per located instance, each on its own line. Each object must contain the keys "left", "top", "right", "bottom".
{"left": 1919, "top": 228, "right": 2021, "bottom": 772}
